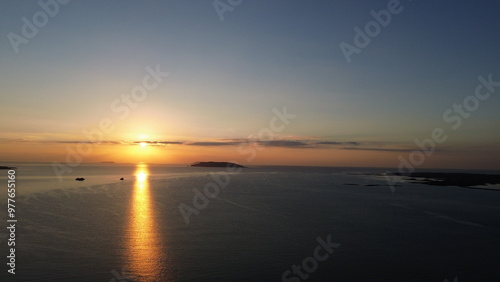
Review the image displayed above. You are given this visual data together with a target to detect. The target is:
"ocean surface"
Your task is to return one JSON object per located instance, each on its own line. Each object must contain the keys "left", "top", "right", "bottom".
{"left": 0, "top": 163, "right": 499, "bottom": 281}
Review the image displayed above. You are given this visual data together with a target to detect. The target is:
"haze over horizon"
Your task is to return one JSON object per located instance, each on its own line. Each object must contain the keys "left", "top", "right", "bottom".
{"left": 1, "top": 1, "right": 500, "bottom": 170}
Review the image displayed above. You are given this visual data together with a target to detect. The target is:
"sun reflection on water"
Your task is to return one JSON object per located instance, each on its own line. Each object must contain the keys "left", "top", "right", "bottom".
{"left": 126, "top": 163, "right": 163, "bottom": 280}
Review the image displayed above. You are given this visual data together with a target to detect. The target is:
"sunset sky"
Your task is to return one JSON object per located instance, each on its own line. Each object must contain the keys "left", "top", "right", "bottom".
{"left": 1, "top": 1, "right": 499, "bottom": 169}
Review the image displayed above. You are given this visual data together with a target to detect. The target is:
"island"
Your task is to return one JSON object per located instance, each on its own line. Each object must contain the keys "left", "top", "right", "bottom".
{"left": 190, "top": 161, "right": 246, "bottom": 168}
{"left": 0, "top": 166, "right": 16, "bottom": 170}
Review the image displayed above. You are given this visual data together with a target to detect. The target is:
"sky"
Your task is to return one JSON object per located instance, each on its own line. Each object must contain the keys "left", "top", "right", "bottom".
{"left": 1, "top": 0, "right": 499, "bottom": 169}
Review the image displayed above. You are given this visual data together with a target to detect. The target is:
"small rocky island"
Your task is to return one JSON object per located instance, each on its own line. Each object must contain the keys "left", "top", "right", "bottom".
{"left": 190, "top": 161, "right": 245, "bottom": 168}
{"left": 0, "top": 166, "right": 16, "bottom": 170}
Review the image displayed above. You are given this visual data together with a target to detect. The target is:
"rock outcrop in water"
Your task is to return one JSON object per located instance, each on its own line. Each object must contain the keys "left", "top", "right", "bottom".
{"left": 190, "top": 161, "right": 245, "bottom": 168}
{"left": 385, "top": 172, "right": 500, "bottom": 190}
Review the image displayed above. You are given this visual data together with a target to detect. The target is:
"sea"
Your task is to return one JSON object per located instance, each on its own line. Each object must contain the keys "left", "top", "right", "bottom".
{"left": 0, "top": 163, "right": 499, "bottom": 282}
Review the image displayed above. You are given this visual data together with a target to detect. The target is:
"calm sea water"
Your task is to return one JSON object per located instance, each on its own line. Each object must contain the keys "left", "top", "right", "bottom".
{"left": 0, "top": 163, "right": 499, "bottom": 281}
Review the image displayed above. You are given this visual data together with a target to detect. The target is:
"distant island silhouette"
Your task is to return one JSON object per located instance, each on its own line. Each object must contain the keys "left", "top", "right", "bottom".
{"left": 0, "top": 166, "right": 16, "bottom": 170}
{"left": 191, "top": 161, "right": 245, "bottom": 168}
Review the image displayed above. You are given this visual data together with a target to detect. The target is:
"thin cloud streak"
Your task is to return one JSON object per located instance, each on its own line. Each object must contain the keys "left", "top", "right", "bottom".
{"left": 0, "top": 138, "right": 450, "bottom": 153}
{"left": 342, "top": 147, "right": 446, "bottom": 153}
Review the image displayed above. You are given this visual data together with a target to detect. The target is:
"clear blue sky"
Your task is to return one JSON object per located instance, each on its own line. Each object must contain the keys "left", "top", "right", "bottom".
{"left": 1, "top": 0, "right": 499, "bottom": 168}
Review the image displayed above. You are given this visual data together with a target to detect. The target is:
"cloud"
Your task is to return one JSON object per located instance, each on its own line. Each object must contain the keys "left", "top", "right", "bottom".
{"left": 216, "top": 138, "right": 249, "bottom": 143}
{"left": 316, "top": 141, "right": 342, "bottom": 145}
{"left": 316, "top": 141, "right": 360, "bottom": 146}
{"left": 133, "top": 141, "right": 183, "bottom": 146}
{"left": 256, "top": 140, "right": 309, "bottom": 147}
{"left": 0, "top": 138, "right": 36, "bottom": 143}
{"left": 343, "top": 147, "right": 411, "bottom": 152}
{"left": 6, "top": 137, "right": 421, "bottom": 152}
{"left": 0, "top": 139, "right": 123, "bottom": 145}
{"left": 184, "top": 141, "right": 240, "bottom": 146}
{"left": 156, "top": 141, "right": 184, "bottom": 145}
{"left": 342, "top": 147, "right": 425, "bottom": 152}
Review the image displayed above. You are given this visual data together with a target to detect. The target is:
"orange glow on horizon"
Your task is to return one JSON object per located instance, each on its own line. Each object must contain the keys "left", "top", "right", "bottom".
{"left": 1, "top": 141, "right": 499, "bottom": 170}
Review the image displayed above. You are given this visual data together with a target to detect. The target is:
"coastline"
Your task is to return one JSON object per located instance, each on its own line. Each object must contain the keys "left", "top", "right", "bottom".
{"left": 388, "top": 172, "right": 500, "bottom": 191}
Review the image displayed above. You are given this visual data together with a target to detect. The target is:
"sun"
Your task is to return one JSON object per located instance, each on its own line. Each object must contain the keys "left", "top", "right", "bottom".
{"left": 137, "top": 134, "right": 149, "bottom": 147}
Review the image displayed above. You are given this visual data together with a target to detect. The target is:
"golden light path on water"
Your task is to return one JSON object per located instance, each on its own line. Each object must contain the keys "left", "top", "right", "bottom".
{"left": 126, "top": 163, "right": 165, "bottom": 280}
